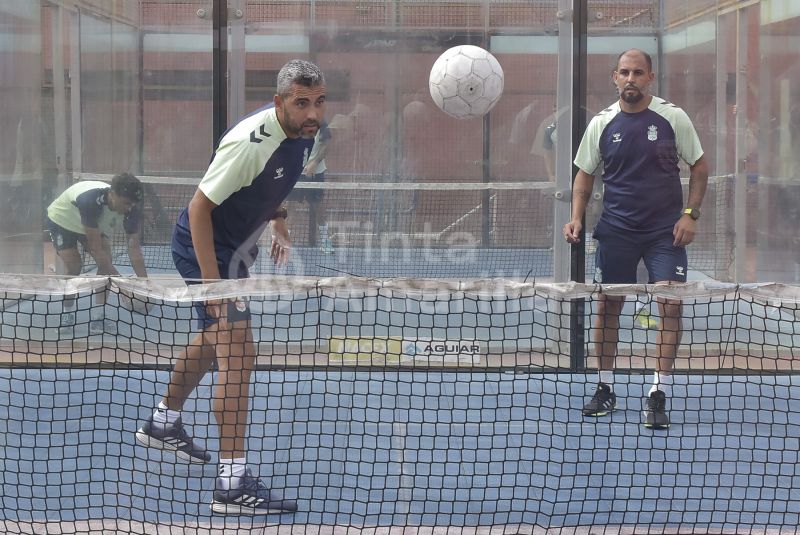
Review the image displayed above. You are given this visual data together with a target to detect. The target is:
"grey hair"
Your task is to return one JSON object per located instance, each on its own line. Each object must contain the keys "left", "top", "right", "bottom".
{"left": 276, "top": 60, "right": 325, "bottom": 97}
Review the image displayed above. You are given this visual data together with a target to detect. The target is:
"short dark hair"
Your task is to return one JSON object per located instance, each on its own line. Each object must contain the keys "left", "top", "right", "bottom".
{"left": 616, "top": 49, "right": 653, "bottom": 72}
{"left": 276, "top": 59, "right": 325, "bottom": 97}
{"left": 111, "top": 172, "right": 143, "bottom": 202}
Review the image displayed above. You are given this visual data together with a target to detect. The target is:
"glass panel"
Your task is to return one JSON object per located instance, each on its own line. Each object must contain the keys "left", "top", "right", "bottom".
{"left": 240, "top": 0, "right": 565, "bottom": 279}
{"left": 78, "top": 11, "right": 139, "bottom": 174}
{"left": 141, "top": 0, "right": 213, "bottom": 175}
{"left": 0, "top": 2, "right": 44, "bottom": 273}
{"left": 758, "top": 0, "right": 800, "bottom": 282}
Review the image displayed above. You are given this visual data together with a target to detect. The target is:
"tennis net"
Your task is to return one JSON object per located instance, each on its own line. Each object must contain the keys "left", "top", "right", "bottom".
{"left": 75, "top": 174, "right": 734, "bottom": 282}
{"left": 1, "top": 275, "right": 799, "bottom": 533}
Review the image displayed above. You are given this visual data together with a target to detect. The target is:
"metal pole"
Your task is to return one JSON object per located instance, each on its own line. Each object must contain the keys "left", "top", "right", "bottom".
{"left": 212, "top": 0, "right": 228, "bottom": 146}
{"left": 733, "top": 7, "right": 749, "bottom": 281}
{"left": 569, "top": 0, "right": 588, "bottom": 371}
{"left": 52, "top": 5, "right": 69, "bottom": 188}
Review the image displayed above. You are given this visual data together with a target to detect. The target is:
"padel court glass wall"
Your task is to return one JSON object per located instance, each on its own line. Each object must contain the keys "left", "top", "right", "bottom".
{"left": 1, "top": 1, "right": 800, "bottom": 534}
{"left": 2, "top": 0, "right": 799, "bottom": 283}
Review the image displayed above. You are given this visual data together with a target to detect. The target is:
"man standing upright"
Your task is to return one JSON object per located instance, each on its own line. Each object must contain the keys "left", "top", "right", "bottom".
{"left": 564, "top": 49, "right": 709, "bottom": 429}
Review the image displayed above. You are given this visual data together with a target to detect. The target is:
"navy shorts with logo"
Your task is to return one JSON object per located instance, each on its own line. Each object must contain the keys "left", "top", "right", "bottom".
{"left": 592, "top": 220, "right": 687, "bottom": 284}
{"left": 172, "top": 235, "right": 252, "bottom": 330}
{"left": 45, "top": 217, "right": 87, "bottom": 251}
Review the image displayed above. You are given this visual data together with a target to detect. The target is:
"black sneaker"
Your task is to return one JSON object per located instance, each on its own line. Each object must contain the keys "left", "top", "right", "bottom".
{"left": 211, "top": 469, "right": 298, "bottom": 515}
{"left": 135, "top": 416, "right": 211, "bottom": 463}
{"left": 582, "top": 382, "right": 616, "bottom": 417}
{"left": 644, "top": 390, "right": 670, "bottom": 429}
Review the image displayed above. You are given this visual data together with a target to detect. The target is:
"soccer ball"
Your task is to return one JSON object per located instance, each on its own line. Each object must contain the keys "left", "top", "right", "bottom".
{"left": 428, "top": 45, "right": 504, "bottom": 120}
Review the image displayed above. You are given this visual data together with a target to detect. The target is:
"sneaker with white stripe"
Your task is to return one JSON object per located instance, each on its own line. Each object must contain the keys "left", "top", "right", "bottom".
{"left": 211, "top": 469, "right": 298, "bottom": 515}
{"left": 135, "top": 416, "right": 211, "bottom": 464}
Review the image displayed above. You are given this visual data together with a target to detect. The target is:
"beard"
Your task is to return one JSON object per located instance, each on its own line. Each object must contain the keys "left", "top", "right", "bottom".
{"left": 299, "top": 124, "right": 319, "bottom": 139}
{"left": 281, "top": 109, "right": 319, "bottom": 139}
{"left": 620, "top": 86, "right": 645, "bottom": 104}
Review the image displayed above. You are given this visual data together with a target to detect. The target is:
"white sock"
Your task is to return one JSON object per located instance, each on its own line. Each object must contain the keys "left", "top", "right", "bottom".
{"left": 598, "top": 370, "right": 614, "bottom": 388}
{"left": 218, "top": 457, "right": 248, "bottom": 490}
{"left": 152, "top": 401, "right": 180, "bottom": 428}
{"left": 648, "top": 372, "right": 672, "bottom": 397}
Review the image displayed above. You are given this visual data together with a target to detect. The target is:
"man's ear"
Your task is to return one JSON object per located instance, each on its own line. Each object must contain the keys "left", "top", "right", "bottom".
{"left": 274, "top": 94, "right": 282, "bottom": 110}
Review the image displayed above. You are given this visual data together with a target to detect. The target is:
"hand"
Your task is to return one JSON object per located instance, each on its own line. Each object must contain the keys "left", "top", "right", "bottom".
{"left": 270, "top": 217, "right": 292, "bottom": 266}
{"left": 205, "top": 298, "right": 229, "bottom": 330}
{"left": 302, "top": 163, "right": 317, "bottom": 177}
{"left": 563, "top": 220, "right": 583, "bottom": 244}
{"left": 673, "top": 215, "right": 696, "bottom": 247}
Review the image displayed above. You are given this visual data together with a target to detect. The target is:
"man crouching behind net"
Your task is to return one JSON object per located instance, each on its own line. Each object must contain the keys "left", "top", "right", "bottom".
{"left": 136, "top": 59, "right": 326, "bottom": 515}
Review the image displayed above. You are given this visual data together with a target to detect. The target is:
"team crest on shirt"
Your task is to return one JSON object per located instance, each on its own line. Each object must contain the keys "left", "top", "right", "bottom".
{"left": 612, "top": 133, "right": 622, "bottom": 143}
{"left": 647, "top": 125, "right": 658, "bottom": 141}
{"left": 274, "top": 167, "right": 284, "bottom": 180}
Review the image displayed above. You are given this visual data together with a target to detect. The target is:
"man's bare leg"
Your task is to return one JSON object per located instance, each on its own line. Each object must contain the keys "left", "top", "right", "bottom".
{"left": 213, "top": 319, "right": 256, "bottom": 460}
{"left": 163, "top": 332, "right": 218, "bottom": 410}
{"left": 652, "top": 296, "right": 683, "bottom": 392}
{"left": 594, "top": 294, "right": 625, "bottom": 373}
{"left": 56, "top": 248, "right": 82, "bottom": 328}
{"left": 134, "top": 328, "right": 216, "bottom": 463}
{"left": 643, "top": 285, "right": 682, "bottom": 429}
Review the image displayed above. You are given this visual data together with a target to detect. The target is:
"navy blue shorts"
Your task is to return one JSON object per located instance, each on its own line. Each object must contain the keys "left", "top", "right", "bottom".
{"left": 592, "top": 221, "right": 687, "bottom": 284}
{"left": 172, "top": 243, "right": 252, "bottom": 330}
{"left": 45, "top": 217, "right": 87, "bottom": 251}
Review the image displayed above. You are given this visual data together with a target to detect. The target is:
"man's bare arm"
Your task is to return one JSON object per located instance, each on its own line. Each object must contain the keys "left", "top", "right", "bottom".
{"left": 686, "top": 154, "right": 709, "bottom": 210}
{"left": 187, "top": 189, "right": 221, "bottom": 281}
{"left": 126, "top": 232, "right": 148, "bottom": 278}
{"left": 85, "top": 227, "right": 119, "bottom": 275}
{"left": 571, "top": 169, "right": 595, "bottom": 222}
{"left": 564, "top": 169, "right": 595, "bottom": 243}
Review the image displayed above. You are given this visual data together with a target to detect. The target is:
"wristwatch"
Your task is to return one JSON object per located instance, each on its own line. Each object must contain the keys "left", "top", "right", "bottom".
{"left": 683, "top": 207, "right": 701, "bottom": 220}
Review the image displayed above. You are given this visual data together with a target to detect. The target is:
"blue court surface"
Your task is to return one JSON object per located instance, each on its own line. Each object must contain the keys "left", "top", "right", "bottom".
{"left": 1, "top": 370, "right": 800, "bottom": 533}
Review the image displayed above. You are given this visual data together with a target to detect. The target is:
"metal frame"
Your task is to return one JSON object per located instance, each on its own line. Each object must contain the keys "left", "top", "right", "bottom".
{"left": 212, "top": 0, "right": 228, "bottom": 145}
{"left": 569, "top": 0, "right": 588, "bottom": 370}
